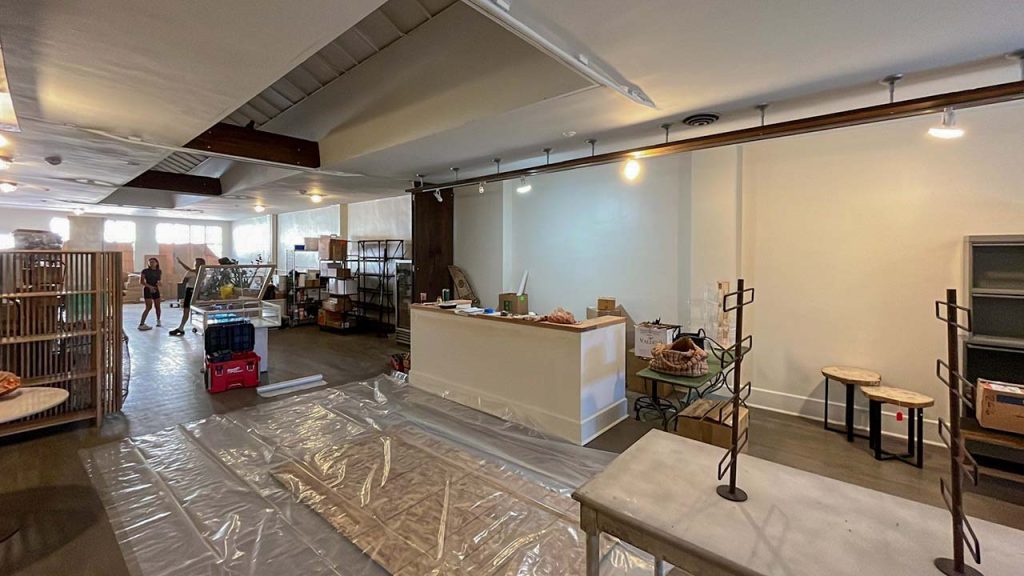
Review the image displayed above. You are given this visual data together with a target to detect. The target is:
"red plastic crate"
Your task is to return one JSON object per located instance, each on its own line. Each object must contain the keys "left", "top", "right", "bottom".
{"left": 206, "top": 351, "right": 260, "bottom": 394}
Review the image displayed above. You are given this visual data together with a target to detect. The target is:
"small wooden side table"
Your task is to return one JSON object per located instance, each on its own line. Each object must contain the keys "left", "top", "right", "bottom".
{"left": 861, "top": 386, "right": 935, "bottom": 468}
{"left": 821, "top": 366, "right": 881, "bottom": 442}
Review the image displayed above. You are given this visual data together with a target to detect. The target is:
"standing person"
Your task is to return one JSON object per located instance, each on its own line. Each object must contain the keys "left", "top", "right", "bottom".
{"left": 169, "top": 257, "right": 205, "bottom": 336}
{"left": 139, "top": 258, "right": 162, "bottom": 330}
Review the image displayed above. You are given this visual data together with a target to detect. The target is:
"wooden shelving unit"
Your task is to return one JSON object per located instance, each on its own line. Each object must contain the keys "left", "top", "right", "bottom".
{"left": 962, "top": 235, "right": 1024, "bottom": 492}
{"left": 0, "top": 250, "right": 124, "bottom": 437}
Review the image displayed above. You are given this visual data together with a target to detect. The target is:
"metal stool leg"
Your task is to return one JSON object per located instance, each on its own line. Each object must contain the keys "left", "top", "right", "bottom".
{"left": 846, "top": 383, "right": 856, "bottom": 442}
{"left": 907, "top": 408, "right": 916, "bottom": 457}
{"left": 916, "top": 408, "right": 925, "bottom": 469}
{"left": 823, "top": 377, "right": 830, "bottom": 430}
{"left": 870, "top": 400, "right": 882, "bottom": 459}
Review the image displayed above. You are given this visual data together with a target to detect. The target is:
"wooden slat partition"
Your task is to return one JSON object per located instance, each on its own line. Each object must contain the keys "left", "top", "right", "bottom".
{"left": 0, "top": 250, "right": 123, "bottom": 436}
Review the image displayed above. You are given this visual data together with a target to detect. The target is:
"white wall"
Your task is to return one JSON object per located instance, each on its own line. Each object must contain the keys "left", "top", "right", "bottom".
{"left": 686, "top": 100, "right": 1024, "bottom": 442}
{"left": 276, "top": 204, "right": 343, "bottom": 270}
{"left": 454, "top": 184, "right": 503, "bottom": 308}
{"left": 347, "top": 195, "right": 411, "bottom": 242}
{"left": 0, "top": 208, "right": 231, "bottom": 272}
{"left": 450, "top": 154, "right": 691, "bottom": 322}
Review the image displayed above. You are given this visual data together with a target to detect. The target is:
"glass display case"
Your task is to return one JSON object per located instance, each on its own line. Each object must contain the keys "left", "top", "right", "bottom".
{"left": 189, "top": 264, "right": 281, "bottom": 331}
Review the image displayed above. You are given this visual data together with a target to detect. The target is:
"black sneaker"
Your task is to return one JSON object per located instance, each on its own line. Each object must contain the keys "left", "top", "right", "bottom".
{"left": 169, "top": 329, "right": 184, "bottom": 336}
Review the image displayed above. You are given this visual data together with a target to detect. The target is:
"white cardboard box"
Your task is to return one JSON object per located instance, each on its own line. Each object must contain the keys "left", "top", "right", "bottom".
{"left": 634, "top": 323, "right": 678, "bottom": 359}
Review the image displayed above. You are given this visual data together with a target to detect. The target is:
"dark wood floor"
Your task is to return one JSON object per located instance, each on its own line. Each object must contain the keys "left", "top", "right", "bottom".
{"left": 1, "top": 304, "right": 1021, "bottom": 575}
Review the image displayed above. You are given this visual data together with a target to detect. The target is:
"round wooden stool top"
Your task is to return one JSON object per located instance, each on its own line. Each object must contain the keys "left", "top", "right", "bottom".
{"left": 861, "top": 386, "right": 935, "bottom": 409}
{"left": 821, "top": 366, "right": 881, "bottom": 386}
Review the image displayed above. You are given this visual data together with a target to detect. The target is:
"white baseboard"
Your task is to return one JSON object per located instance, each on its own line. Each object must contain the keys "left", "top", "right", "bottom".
{"left": 747, "top": 386, "right": 944, "bottom": 447}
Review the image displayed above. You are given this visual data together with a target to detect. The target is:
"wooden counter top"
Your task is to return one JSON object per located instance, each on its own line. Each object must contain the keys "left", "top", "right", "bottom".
{"left": 411, "top": 304, "right": 625, "bottom": 333}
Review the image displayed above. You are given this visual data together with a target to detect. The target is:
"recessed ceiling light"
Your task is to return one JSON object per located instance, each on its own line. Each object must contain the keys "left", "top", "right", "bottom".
{"left": 0, "top": 182, "right": 15, "bottom": 193}
{"left": 222, "top": 194, "right": 253, "bottom": 200}
{"left": 254, "top": 205, "right": 266, "bottom": 213}
{"left": 309, "top": 192, "right": 323, "bottom": 203}
{"left": 562, "top": 130, "right": 577, "bottom": 138}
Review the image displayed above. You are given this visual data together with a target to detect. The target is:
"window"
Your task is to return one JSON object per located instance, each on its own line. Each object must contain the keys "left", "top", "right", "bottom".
{"left": 49, "top": 217, "right": 70, "bottom": 243}
{"left": 0, "top": 233, "right": 12, "bottom": 249}
{"left": 155, "top": 223, "right": 222, "bottom": 256}
{"left": 104, "top": 220, "right": 136, "bottom": 244}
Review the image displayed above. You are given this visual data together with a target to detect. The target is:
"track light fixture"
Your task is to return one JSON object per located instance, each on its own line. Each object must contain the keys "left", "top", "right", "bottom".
{"left": 543, "top": 147, "right": 552, "bottom": 164}
{"left": 661, "top": 123, "right": 673, "bottom": 143}
{"left": 516, "top": 176, "right": 532, "bottom": 194}
{"left": 433, "top": 190, "right": 443, "bottom": 203}
{"left": 928, "top": 108, "right": 964, "bottom": 139}
{"left": 492, "top": 159, "right": 501, "bottom": 174}
{"left": 478, "top": 182, "right": 485, "bottom": 194}
{"left": 623, "top": 158, "right": 641, "bottom": 181}
{"left": 880, "top": 74, "right": 904, "bottom": 104}
{"left": 755, "top": 103, "right": 769, "bottom": 127}
{"left": 585, "top": 139, "right": 597, "bottom": 156}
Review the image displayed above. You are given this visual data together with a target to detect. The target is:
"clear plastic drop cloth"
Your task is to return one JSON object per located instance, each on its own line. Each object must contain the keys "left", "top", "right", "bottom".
{"left": 82, "top": 374, "right": 656, "bottom": 576}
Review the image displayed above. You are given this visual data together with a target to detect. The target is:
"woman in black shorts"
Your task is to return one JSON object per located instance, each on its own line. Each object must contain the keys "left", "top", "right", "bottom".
{"left": 139, "top": 258, "right": 162, "bottom": 331}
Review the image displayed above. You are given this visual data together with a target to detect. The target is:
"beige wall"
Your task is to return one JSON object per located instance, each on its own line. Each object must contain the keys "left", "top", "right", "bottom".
{"left": 692, "top": 101, "right": 1024, "bottom": 442}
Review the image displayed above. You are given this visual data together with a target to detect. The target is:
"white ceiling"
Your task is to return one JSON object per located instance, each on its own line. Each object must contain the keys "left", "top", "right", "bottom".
{"left": 2, "top": 0, "right": 1024, "bottom": 221}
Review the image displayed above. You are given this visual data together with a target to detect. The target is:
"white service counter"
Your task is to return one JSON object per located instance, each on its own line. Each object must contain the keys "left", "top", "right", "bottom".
{"left": 409, "top": 304, "right": 627, "bottom": 445}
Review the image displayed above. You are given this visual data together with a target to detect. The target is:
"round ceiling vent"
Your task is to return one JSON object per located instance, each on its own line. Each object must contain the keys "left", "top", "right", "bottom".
{"left": 682, "top": 113, "right": 719, "bottom": 127}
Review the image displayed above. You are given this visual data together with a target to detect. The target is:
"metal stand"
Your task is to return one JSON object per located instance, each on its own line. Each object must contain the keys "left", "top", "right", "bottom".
{"left": 934, "top": 289, "right": 984, "bottom": 576}
{"left": 716, "top": 278, "right": 754, "bottom": 503}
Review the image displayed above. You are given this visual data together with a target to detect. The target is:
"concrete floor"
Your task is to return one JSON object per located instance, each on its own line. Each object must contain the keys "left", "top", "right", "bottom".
{"left": 1, "top": 303, "right": 1022, "bottom": 575}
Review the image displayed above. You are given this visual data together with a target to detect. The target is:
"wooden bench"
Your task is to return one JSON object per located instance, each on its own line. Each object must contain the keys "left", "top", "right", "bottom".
{"left": 861, "top": 386, "right": 935, "bottom": 468}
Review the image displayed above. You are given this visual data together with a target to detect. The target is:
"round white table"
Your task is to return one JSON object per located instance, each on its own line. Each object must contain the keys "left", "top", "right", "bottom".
{"left": 0, "top": 387, "right": 70, "bottom": 424}
{"left": 0, "top": 387, "right": 70, "bottom": 542}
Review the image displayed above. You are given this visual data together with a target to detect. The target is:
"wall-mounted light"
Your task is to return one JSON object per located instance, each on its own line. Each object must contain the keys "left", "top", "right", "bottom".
{"left": 623, "top": 158, "right": 641, "bottom": 181}
{"left": 0, "top": 182, "right": 15, "bottom": 193}
{"left": 928, "top": 108, "right": 964, "bottom": 139}
{"left": 516, "top": 176, "right": 532, "bottom": 194}
{"left": 254, "top": 204, "right": 266, "bottom": 213}
{"left": 0, "top": 156, "right": 11, "bottom": 170}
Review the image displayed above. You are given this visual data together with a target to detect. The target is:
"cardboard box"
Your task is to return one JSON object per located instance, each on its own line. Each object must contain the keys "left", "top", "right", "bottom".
{"left": 498, "top": 293, "right": 529, "bottom": 315}
{"left": 587, "top": 306, "right": 624, "bottom": 319}
{"left": 323, "top": 296, "right": 353, "bottom": 313}
{"left": 626, "top": 349, "right": 673, "bottom": 397}
{"left": 327, "top": 277, "right": 357, "bottom": 295}
{"left": 318, "top": 308, "right": 352, "bottom": 329}
{"left": 635, "top": 322, "right": 679, "bottom": 359}
{"left": 321, "top": 265, "right": 352, "bottom": 279}
{"left": 303, "top": 236, "right": 319, "bottom": 251}
{"left": 318, "top": 237, "right": 348, "bottom": 261}
{"left": 597, "top": 297, "right": 616, "bottom": 311}
{"left": 674, "top": 398, "right": 749, "bottom": 450}
{"left": 977, "top": 379, "right": 1024, "bottom": 435}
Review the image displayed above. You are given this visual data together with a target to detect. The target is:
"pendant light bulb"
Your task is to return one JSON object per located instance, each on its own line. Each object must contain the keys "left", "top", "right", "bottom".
{"left": 254, "top": 204, "right": 266, "bottom": 213}
{"left": 623, "top": 158, "right": 641, "bottom": 181}
{"left": 0, "top": 182, "right": 16, "bottom": 193}
{"left": 928, "top": 108, "right": 964, "bottom": 139}
{"left": 516, "top": 176, "right": 532, "bottom": 194}
{"left": 478, "top": 182, "right": 486, "bottom": 194}
{"left": 309, "top": 192, "right": 323, "bottom": 203}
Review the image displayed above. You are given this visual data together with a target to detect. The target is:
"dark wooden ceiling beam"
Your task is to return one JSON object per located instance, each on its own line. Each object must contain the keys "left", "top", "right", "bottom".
{"left": 123, "top": 170, "right": 222, "bottom": 196}
{"left": 406, "top": 80, "right": 1024, "bottom": 193}
{"left": 184, "top": 123, "right": 320, "bottom": 168}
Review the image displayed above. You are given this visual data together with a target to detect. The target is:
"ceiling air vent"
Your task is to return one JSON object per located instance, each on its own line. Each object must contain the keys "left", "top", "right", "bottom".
{"left": 682, "top": 113, "right": 719, "bottom": 127}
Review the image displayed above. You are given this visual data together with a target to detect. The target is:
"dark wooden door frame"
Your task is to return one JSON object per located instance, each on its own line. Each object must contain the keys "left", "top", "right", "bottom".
{"left": 412, "top": 188, "right": 455, "bottom": 303}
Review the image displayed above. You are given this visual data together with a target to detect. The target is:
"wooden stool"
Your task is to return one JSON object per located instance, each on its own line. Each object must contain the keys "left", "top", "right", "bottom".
{"left": 822, "top": 366, "right": 881, "bottom": 442}
{"left": 861, "top": 386, "right": 935, "bottom": 468}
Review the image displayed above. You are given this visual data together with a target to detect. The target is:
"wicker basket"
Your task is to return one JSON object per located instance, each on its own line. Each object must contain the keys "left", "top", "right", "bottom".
{"left": 649, "top": 338, "right": 709, "bottom": 377}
